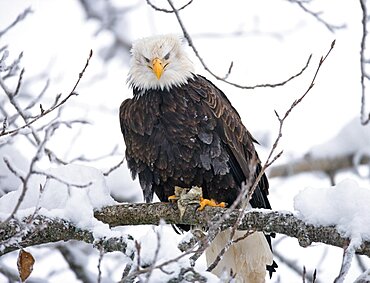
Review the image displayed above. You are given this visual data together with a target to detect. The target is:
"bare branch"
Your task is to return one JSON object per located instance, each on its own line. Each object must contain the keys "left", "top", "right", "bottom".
{"left": 288, "top": 0, "right": 346, "bottom": 33}
{"left": 145, "top": 0, "right": 193, "bottom": 13}
{"left": 360, "top": 0, "right": 370, "bottom": 125}
{"left": 0, "top": 7, "right": 33, "bottom": 37}
{"left": 243, "top": 40, "right": 335, "bottom": 214}
{"left": 268, "top": 153, "right": 370, "bottom": 179}
{"left": 0, "top": 49, "right": 93, "bottom": 138}
{"left": 103, "top": 157, "right": 125, "bottom": 176}
{"left": 161, "top": 0, "right": 312, "bottom": 90}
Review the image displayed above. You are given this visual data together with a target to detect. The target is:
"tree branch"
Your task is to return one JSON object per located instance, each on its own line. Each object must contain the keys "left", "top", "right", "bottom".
{"left": 0, "top": 49, "right": 93, "bottom": 138}
{"left": 0, "top": 216, "right": 134, "bottom": 257}
{"left": 359, "top": 0, "right": 370, "bottom": 125}
{"left": 160, "top": 0, "right": 312, "bottom": 90}
{"left": 1, "top": 203, "right": 369, "bottom": 258}
{"left": 268, "top": 153, "right": 370, "bottom": 178}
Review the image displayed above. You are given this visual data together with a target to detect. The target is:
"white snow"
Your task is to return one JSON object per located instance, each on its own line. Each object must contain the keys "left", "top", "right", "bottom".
{"left": 294, "top": 178, "right": 370, "bottom": 246}
{"left": 0, "top": 163, "right": 119, "bottom": 239}
{"left": 308, "top": 118, "right": 370, "bottom": 159}
{"left": 0, "top": 145, "right": 29, "bottom": 194}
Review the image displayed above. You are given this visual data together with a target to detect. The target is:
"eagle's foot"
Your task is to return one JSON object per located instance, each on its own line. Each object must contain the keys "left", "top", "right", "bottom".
{"left": 198, "top": 197, "right": 226, "bottom": 211}
{"left": 174, "top": 186, "right": 203, "bottom": 219}
{"left": 168, "top": 194, "right": 178, "bottom": 202}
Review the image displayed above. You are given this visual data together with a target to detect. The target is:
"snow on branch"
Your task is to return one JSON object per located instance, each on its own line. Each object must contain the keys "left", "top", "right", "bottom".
{"left": 0, "top": 215, "right": 134, "bottom": 257}
{"left": 1, "top": 202, "right": 369, "bottom": 258}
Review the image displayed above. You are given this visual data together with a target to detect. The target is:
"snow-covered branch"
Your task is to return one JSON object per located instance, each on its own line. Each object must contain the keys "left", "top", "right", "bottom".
{"left": 0, "top": 215, "right": 134, "bottom": 257}
{"left": 1, "top": 202, "right": 369, "bottom": 258}
{"left": 94, "top": 203, "right": 370, "bottom": 257}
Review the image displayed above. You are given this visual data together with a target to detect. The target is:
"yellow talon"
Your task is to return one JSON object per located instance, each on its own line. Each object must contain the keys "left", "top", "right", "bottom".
{"left": 168, "top": 195, "right": 178, "bottom": 202}
{"left": 198, "top": 197, "right": 226, "bottom": 211}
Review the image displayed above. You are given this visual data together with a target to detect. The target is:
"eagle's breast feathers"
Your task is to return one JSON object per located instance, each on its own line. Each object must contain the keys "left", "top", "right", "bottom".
{"left": 120, "top": 75, "right": 250, "bottom": 205}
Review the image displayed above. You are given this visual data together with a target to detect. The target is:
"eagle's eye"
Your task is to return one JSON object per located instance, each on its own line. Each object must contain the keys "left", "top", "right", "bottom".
{"left": 143, "top": 56, "right": 150, "bottom": 63}
{"left": 164, "top": 52, "right": 170, "bottom": 60}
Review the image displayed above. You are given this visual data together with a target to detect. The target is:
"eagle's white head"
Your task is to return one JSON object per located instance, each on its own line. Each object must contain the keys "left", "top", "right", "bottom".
{"left": 127, "top": 34, "right": 194, "bottom": 91}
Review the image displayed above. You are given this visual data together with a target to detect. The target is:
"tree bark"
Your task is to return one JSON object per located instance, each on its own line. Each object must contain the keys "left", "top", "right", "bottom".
{"left": 1, "top": 202, "right": 369, "bottom": 257}
{"left": 268, "top": 153, "right": 370, "bottom": 178}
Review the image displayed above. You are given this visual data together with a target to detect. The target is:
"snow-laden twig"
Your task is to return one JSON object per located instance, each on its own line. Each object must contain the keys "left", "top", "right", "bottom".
{"left": 334, "top": 240, "right": 357, "bottom": 283}
{"left": 1, "top": 203, "right": 370, "bottom": 281}
{"left": 354, "top": 267, "right": 370, "bottom": 283}
{"left": 158, "top": 0, "right": 313, "bottom": 90}
{"left": 94, "top": 203, "right": 370, "bottom": 256}
{"left": 0, "top": 215, "right": 135, "bottom": 257}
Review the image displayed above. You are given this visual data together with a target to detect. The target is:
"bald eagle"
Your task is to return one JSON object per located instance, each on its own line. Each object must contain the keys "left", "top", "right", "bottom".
{"left": 119, "top": 34, "right": 277, "bottom": 282}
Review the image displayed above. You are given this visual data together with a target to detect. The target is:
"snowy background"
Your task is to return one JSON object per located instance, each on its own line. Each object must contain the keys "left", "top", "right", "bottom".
{"left": 1, "top": 0, "right": 370, "bottom": 282}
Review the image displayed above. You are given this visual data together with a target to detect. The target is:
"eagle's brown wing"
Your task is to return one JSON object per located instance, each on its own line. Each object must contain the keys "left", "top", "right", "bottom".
{"left": 188, "top": 75, "right": 270, "bottom": 209}
{"left": 190, "top": 75, "right": 277, "bottom": 277}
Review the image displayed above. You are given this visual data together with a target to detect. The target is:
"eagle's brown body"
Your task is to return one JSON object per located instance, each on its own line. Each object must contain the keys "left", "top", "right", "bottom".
{"left": 120, "top": 75, "right": 270, "bottom": 210}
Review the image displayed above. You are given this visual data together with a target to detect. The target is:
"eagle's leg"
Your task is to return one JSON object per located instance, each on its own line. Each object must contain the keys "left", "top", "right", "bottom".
{"left": 168, "top": 186, "right": 189, "bottom": 203}
{"left": 168, "top": 195, "right": 178, "bottom": 202}
{"left": 198, "top": 198, "right": 226, "bottom": 211}
{"left": 172, "top": 186, "right": 203, "bottom": 219}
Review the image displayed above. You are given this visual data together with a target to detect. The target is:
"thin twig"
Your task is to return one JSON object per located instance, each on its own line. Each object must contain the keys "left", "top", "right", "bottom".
{"left": 97, "top": 245, "right": 104, "bottom": 283}
{"left": 1, "top": 124, "right": 53, "bottom": 224}
{"left": 334, "top": 240, "right": 356, "bottom": 283}
{"left": 145, "top": 0, "right": 193, "bottom": 13}
{"left": 0, "top": 49, "right": 93, "bottom": 137}
{"left": 163, "top": 0, "right": 312, "bottom": 90}
{"left": 144, "top": 226, "right": 162, "bottom": 283}
{"left": 359, "top": 0, "right": 370, "bottom": 125}
{"left": 0, "top": 7, "right": 33, "bottom": 37}
{"left": 288, "top": 0, "right": 345, "bottom": 33}
{"left": 246, "top": 39, "right": 336, "bottom": 204}
{"left": 103, "top": 157, "right": 125, "bottom": 176}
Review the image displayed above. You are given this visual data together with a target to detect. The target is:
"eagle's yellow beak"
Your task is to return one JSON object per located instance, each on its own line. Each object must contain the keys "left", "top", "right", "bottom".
{"left": 152, "top": 58, "right": 164, "bottom": 80}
